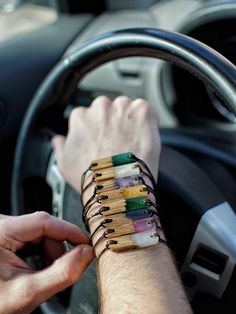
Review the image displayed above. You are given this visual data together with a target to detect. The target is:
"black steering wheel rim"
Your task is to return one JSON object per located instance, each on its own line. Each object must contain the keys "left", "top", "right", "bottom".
{"left": 12, "top": 27, "right": 236, "bottom": 214}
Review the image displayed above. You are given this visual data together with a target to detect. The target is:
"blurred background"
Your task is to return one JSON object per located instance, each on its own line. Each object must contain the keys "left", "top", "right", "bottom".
{"left": 0, "top": 0, "right": 57, "bottom": 42}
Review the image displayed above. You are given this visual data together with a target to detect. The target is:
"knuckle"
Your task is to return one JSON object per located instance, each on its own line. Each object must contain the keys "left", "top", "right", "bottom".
{"left": 69, "top": 106, "right": 85, "bottom": 126}
{"left": 132, "top": 98, "right": 149, "bottom": 108}
{"left": 131, "top": 98, "right": 152, "bottom": 115}
{"left": 113, "top": 95, "right": 131, "bottom": 105}
{"left": 91, "top": 95, "right": 111, "bottom": 107}
{"left": 34, "top": 211, "right": 50, "bottom": 222}
{"left": 90, "top": 96, "right": 111, "bottom": 118}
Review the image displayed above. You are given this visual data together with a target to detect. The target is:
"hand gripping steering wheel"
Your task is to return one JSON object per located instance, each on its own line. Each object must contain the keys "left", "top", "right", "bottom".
{"left": 11, "top": 29, "right": 236, "bottom": 312}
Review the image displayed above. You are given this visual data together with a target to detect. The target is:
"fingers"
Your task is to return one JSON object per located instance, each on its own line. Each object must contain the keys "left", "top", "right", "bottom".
{"left": 89, "top": 96, "right": 112, "bottom": 122}
{"left": 6, "top": 245, "right": 94, "bottom": 313}
{"left": 57, "top": 96, "right": 155, "bottom": 141}
{"left": 69, "top": 96, "right": 112, "bottom": 127}
{"left": 113, "top": 96, "right": 132, "bottom": 116}
{"left": 52, "top": 135, "right": 66, "bottom": 165}
{"left": 0, "top": 212, "right": 89, "bottom": 252}
{"left": 32, "top": 245, "right": 93, "bottom": 296}
{"left": 116, "top": 97, "right": 157, "bottom": 126}
{"left": 91, "top": 95, "right": 111, "bottom": 109}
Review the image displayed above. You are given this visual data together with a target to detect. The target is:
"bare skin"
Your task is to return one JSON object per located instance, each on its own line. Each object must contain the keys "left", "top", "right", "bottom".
{"left": 53, "top": 96, "right": 192, "bottom": 314}
{"left": 0, "top": 212, "right": 93, "bottom": 314}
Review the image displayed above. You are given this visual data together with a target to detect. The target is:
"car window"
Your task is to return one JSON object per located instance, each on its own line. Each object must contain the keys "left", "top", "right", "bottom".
{"left": 0, "top": 0, "right": 57, "bottom": 42}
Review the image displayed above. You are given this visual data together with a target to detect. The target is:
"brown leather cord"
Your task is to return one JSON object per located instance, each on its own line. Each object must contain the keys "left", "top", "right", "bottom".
{"left": 96, "top": 239, "right": 118, "bottom": 261}
{"left": 82, "top": 187, "right": 100, "bottom": 223}
{"left": 145, "top": 184, "right": 158, "bottom": 198}
{"left": 93, "top": 229, "right": 115, "bottom": 248}
{"left": 86, "top": 207, "right": 159, "bottom": 229}
{"left": 91, "top": 216, "right": 161, "bottom": 245}
{"left": 145, "top": 198, "right": 159, "bottom": 210}
{"left": 86, "top": 206, "right": 110, "bottom": 224}
{"left": 139, "top": 168, "right": 154, "bottom": 184}
{"left": 94, "top": 172, "right": 102, "bottom": 178}
{"left": 159, "top": 238, "right": 168, "bottom": 245}
{"left": 96, "top": 232, "right": 167, "bottom": 261}
{"left": 83, "top": 198, "right": 159, "bottom": 228}
{"left": 139, "top": 167, "right": 158, "bottom": 204}
{"left": 92, "top": 184, "right": 156, "bottom": 203}
{"left": 80, "top": 167, "right": 91, "bottom": 206}
{"left": 81, "top": 154, "right": 165, "bottom": 259}
{"left": 84, "top": 187, "right": 98, "bottom": 208}
{"left": 98, "top": 194, "right": 109, "bottom": 202}
{"left": 151, "top": 232, "right": 168, "bottom": 246}
{"left": 83, "top": 198, "right": 98, "bottom": 224}
{"left": 81, "top": 173, "right": 97, "bottom": 203}
{"left": 82, "top": 179, "right": 95, "bottom": 195}
{"left": 80, "top": 166, "right": 97, "bottom": 207}
{"left": 84, "top": 194, "right": 108, "bottom": 224}
{"left": 148, "top": 185, "right": 158, "bottom": 207}
{"left": 90, "top": 218, "right": 113, "bottom": 240}
{"left": 81, "top": 155, "right": 158, "bottom": 214}
{"left": 147, "top": 218, "right": 161, "bottom": 229}
{"left": 134, "top": 156, "right": 157, "bottom": 187}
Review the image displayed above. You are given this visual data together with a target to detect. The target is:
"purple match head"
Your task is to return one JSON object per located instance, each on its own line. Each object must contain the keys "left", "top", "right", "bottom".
{"left": 116, "top": 175, "right": 143, "bottom": 188}
{"left": 133, "top": 217, "right": 157, "bottom": 233}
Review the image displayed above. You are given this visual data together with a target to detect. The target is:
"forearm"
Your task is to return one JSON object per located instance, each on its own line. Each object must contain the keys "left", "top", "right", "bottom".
{"left": 83, "top": 184, "right": 192, "bottom": 314}
{"left": 98, "top": 235, "right": 192, "bottom": 314}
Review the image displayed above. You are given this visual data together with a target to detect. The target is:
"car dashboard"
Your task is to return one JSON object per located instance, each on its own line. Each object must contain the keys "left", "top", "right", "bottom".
{"left": 0, "top": 1, "right": 236, "bottom": 314}
{"left": 65, "top": 0, "right": 236, "bottom": 129}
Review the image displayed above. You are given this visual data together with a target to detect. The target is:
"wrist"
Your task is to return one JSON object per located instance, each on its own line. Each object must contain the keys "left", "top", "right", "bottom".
{"left": 80, "top": 152, "right": 165, "bottom": 265}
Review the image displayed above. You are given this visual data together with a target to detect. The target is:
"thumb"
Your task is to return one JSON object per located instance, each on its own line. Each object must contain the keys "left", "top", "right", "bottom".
{"left": 52, "top": 135, "right": 66, "bottom": 165}
{"left": 27, "top": 245, "right": 94, "bottom": 307}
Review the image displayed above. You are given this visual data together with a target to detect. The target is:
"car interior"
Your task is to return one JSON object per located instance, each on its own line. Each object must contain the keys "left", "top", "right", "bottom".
{"left": 0, "top": 0, "right": 236, "bottom": 313}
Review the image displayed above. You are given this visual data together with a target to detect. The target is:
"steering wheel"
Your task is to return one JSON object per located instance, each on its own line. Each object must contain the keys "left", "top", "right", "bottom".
{"left": 11, "top": 29, "right": 236, "bottom": 313}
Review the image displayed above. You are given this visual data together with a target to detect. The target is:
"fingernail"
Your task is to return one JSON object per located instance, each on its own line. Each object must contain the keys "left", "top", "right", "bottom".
{"left": 80, "top": 245, "right": 94, "bottom": 260}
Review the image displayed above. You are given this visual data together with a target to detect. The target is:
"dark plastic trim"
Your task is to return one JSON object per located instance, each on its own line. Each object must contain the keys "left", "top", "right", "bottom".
{"left": 159, "top": 147, "right": 225, "bottom": 216}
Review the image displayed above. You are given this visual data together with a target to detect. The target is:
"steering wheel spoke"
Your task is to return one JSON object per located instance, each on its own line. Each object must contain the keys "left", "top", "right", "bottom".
{"left": 46, "top": 154, "right": 66, "bottom": 219}
{"left": 21, "top": 134, "right": 52, "bottom": 178}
